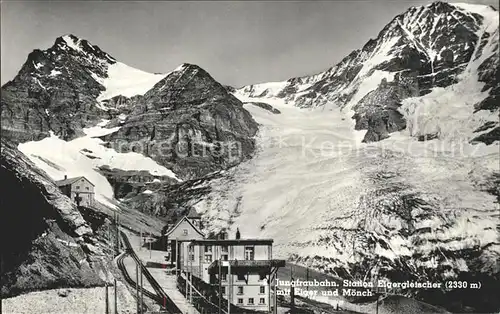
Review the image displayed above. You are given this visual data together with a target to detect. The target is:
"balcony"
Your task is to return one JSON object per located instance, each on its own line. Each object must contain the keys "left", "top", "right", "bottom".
{"left": 208, "top": 259, "right": 285, "bottom": 274}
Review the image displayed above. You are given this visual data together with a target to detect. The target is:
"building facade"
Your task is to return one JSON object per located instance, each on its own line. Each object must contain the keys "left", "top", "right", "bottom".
{"left": 163, "top": 209, "right": 205, "bottom": 266}
{"left": 55, "top": 175, "right": 95, "bottom": 207}
{"left": 180, "top": 235, "right": 285, "bottom": 312}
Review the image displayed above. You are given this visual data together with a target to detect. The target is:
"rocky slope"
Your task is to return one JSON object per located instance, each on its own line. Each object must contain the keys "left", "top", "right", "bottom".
{"left": 2, "top": 35, "right": 111, "bottom": 142}
{"left": 0, "top": 139, "right": 115, "bottom": 297}
{"left": 2, "top": 35, "right": 258, "bottom": 205}
{"left": 0, "top": 34, "right": 169, "bottom": 143}
{"left": 102, "top": 63, "right": 258, "bottom": 179}
{"left": 237, "top": 2, "right": 499, "bottom": 144}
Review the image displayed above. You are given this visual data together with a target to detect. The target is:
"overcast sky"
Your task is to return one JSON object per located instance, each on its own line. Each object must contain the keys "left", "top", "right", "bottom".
{"left": 1, "top": 0, "right": 498, "bottom": 87}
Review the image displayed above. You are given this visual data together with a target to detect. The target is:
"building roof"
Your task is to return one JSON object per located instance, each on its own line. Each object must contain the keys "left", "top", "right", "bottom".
{"left": 164, "top": 216, "right": 205, "bottom": 238}
{"left": 190, "top": 239, "right": 274, "bottom": 245}
{"left": 55, "top": 176, "right": 95, "bottom": 187}
{"left": 208, "top": 259, "right": 286, "bottom": 274}
{"left": 187, "top": 207, "right": 201, "bottom": 219}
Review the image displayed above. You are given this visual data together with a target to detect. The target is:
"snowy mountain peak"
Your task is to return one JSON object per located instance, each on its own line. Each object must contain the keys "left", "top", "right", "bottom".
{"left": 173, "top": 63, "right": 190, "bottom": 72}
{"left": 237, "top": 1, "right": 499, "bottom": 144}
{"left": 52, "top": 34, "right": 116, "bottom": 64}
{"left": 172, "top": 63, "right": 206, "bottom": 74}
{"left": 143, "top": 62, "right": 228, "bottom": 102}
{"left": 59, "top": 34, "right": 84, "bottom": 51}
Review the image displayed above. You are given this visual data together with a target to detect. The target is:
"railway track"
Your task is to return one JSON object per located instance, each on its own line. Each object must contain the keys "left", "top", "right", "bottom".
{"left": 119, "top": 230, "right": 183, "bottom": 313}
{"left": 116, "top": 251, "right": 160, "bottom": 306}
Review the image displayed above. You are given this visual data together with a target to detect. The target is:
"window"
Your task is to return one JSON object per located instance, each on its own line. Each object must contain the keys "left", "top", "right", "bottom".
{"left": 237, "top": 298, "right": 243, "bottom": 305}
{"left": 221, "top": 287, "right": 226, "bottom": 295}
{"left": 85, "top": 187, "right": 90, "bottom": 190}
{"left": 237, "top": 286, "right": 244, "bottom": 295}
{"left": 204, "top": 245, "right": 212, "bottom": 263}
{"left": 221, "top": 245, "right": 229, "bottom": 261}
{"left": 204, "top": 254, "right": 212, "bottom": 263}
{"left": 183, "top": 229, "right": 188, "bottom": 235}
{"left": 260, "top": 286, "right": 265, "bottom": 294}
{"left": 75, "top": 186, "right": 80, "bottom": 190}
{"left": 259, "top": 298, "right": 265, "bottom": 305}
{"left": 237, "top": 273, "right": 245, "bottom": 281}
{"left": 221, "top": 273, "right": 227, "bottom": 281}
{"left": 244, "top": 246, "right": 255, "bottom": 261}
{"left": 190, "top": 254, "right": 195, "bottom": 261}
{"left": 248, "top": 298, "right": 254, "bottom": 305}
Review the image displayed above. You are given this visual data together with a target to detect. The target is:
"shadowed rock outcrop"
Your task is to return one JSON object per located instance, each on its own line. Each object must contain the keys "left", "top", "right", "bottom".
{"left": 103, "top": 64, "right": 258, "bottom": 179}
{"left": 1, "top": 35, "right": 115, "bottom": 143}
{"left": 0, "top": 139, "right": 113, "bottom": 297}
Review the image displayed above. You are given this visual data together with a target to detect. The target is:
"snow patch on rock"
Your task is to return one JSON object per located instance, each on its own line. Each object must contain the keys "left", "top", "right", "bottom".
{"left": 18, "top": 124, "right": 180, "bottom": 209}
{"left": 96, "top": 62, "right": 166, "bottom": 101}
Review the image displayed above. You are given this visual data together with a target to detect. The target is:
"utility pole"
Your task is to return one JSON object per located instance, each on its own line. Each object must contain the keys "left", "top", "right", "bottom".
{"left": 175, "top": 239, "right": 178, "bottom": 278}
{"left": 273, "top": 273, "right": 278, "bottom": 314}
{"left": 140, "top": 265, "right": 144, "bottom": 314}
{"left": 227, "top": 261, "right": 231, "bottom": 314}
{"left": 113, "top": 211, "right": 116, "bottom": 255}
{"left": 149, "top": 232, "right": 152, "bottom": 259}
{"left": 218, "top": 256, "right": 222, "bottom": 314}
{"left": 105, "top": 283, "right": 109, "bottom": 314}
{"left": 114, "top": 210, "right": 119, "bottom": 256}
{"left": 114, "top": 279, "right": 118, "bottom": 314}
{"left": 306, "top": 266, "right": 309, "bottom": 292}
{"left": 189, "top": 247, "right": 193, "bottom": 303}
{"left": 136, "top": 264, "right": 139, "bottom": 314}
{"left": 290, "top": 266, "right": 295, "bottom": 314}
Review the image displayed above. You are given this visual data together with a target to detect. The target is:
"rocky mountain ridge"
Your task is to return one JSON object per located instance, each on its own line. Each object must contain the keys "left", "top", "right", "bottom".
{"left": 1, "top": 34, "right": 118, "bottom": 142}
{"left": 237, "top": 2, "right": 499, "bottom": 144}
{"left": 101, "top": 63, "right": 258, "bottom": 180}
{"left": 1, "top": 35, "right": 259, "bottom": 201}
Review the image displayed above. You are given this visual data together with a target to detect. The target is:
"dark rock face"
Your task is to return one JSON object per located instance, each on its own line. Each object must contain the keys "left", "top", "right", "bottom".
{"left": 237, "top": 2, "right": 499, "bottom": 144}
{"left": 475, "top": 51, "right": 500, "bottom": 112}
{"left": 0, "top": 139, "right": 114, "bottom": 297}
{"left": 1, "top": 34, "right": 114, "bottom": 143}
{"left": 353, "top": 76, "right": 417, "bottom": 142}
{"left": 360, "top": 108, "right": 407, "bottom": 142}
{"left": 244, "top": 102, "right": 281, "bottom": 114}
{"left": 1, "top": 35, "right": 259, "bottom": 187}
{"left": 103, "top": 64, "right": 258, "bottom": 180}
{"left": 471, "top": 127, "right": 500, "bottom": 145}
{"left": 97, "top": 165, "right": 178, "bottom": 199}
{"left": 122, "top": 171, "right": 221, "bottom": 220}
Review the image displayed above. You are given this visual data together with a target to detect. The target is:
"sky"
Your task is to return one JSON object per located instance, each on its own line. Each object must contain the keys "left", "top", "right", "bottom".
{"left": 1, "top": 0, "right": 498, "bottom": 87}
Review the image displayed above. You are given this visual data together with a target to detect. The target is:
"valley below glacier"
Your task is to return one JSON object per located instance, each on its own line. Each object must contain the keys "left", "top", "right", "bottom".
{"left": 195, "top": 93, "right": 500, "bottom": 312}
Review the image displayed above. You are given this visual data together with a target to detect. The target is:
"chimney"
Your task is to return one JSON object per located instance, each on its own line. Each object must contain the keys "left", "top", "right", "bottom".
{"left": 235, "top": 228, "right": 241, "bottom": 240}
{"left": 64, "top": 175, "right": 67, "bottom": 180}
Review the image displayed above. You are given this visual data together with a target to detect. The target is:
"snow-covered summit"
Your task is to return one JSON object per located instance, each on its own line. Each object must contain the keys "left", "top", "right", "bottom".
{"left": 53, "top": 33, "right": 117, "bottom": 64}
{"left": 94, "top": 62, "right": 167, "bottom": 101}
{"left": 236, "top": 1, "right": 499, "bottom": 145}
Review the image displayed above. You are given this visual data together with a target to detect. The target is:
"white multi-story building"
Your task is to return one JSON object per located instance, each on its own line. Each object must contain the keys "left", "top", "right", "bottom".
{"left": 179, "top": 231, "right": 285, "bottom": 313}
